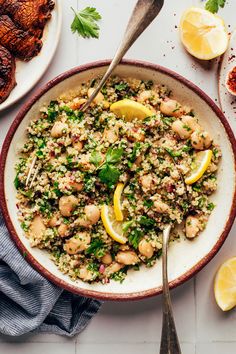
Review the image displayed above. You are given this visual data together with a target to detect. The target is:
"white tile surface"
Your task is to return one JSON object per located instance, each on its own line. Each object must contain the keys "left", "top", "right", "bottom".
{"left": 0, "top": 342, "right": 75, "bottom": 354}
{"left": 197, "top": 342, "right": 236, "bottom": 354}
{"left": 78, "top": 280, "right": 195, "bottom": 344}
{"left": 76, "top": 343, "right": 195, "bottom": 354}
{"left": 0, "top": 0, "right": 236, "bottom": 353}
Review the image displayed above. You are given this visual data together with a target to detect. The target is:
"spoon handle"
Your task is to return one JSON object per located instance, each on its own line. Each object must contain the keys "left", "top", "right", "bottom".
{"left": 81, "top": 0, "right": 164, "bottom": 111}
{"left": 160, "top": 225, "right": 182, "bottom": 354}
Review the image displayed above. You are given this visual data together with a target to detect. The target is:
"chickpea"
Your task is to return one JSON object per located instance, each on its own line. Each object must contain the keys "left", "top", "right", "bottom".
{"left": 51, "top": 121, "right": 68, "bottom": 138}
{"left": 186, "top": 216, "right": 201, "bottom": 239}
{"left": 104, "top": 262, "right": 124, "bottom": 276}
{"left": 88, "top": 88, "right": 104, "bottom": 104}
{"left": 101, "top": 253, "right": 113, "bottom": 265}
{"left": 72, "top": 140, "right": 84, "bottom": 152}
{"left": 79, "top": 266, "right": 95, "bottom": 281}
{"left": 103, "top": 127, "right": 119, "bottom": 144}
{"left": 116, "top": 251, "right": 139, "bottom": 265}
{"left": 130, "top": 155, "right": 142, "bottom": 171}
{"left": 139, "top": 174, "right": 153, "bottom": 190}
{"left": 30, "top": 215, "right": 46, "bottom": 239}
{"left": 191, "top": 130, "right": 212, "bottom": 150}
{"left": 182, "top": 115, "right": 201, "bottom": 131}
{"left": 69, "top": 181, "right": 83, "bottom": 192}
{"left": 127, "top": 128, "right": 145, "bottom": 142}
{"left": 59, "top": 195, "right": 78, "bottom": 217}
{"left": 58, "top": 223, "right": 69, "bottom": 238}
{"left": 93, "top": 131, "right": 102, "bottom": 142}
{"left": 76, "top": 217, "right": 91, "bottom": 228}
{"left": 64, "top": 232, "right": 91, "bottom": 254}
{"left": 48, "top": 213, "right": 59, "bottom": 227}
{"left": 85, "top": 205, "right": 101, "bottom": 225}
{"left": 172, "top": 120, "right": 192, "bottom": 139}
{"left": 153, "top": 200, "right": 169, "bottom": 213}
{"left": 78, "top": 154, "right": 93, "bottom": 171}
{"left": 138, "top": 239, "right": 154, "bottom": 259}
{"left": 138, "top": 90, "right": 158, "bottom": 104}
{"left": 160, "top": 99, "right": 184, "bottom": 117}
{"left": 69, "top": 98, "right": 86, "bottom": 110}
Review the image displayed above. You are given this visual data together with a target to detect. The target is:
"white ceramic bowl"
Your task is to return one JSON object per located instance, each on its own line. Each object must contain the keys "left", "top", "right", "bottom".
{"left": 1, "top": 60, "right": 236, "bottom": 301}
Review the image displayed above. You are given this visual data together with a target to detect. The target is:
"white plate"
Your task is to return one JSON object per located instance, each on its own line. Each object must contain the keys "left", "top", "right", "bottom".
{"left": 219, "top": 29, "right": 236, "bottom": 130}
{"left": 0, "top": 0, "right": 62, "bottom": 112}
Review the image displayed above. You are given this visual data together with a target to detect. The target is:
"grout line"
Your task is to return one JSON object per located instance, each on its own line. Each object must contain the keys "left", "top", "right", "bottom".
{"left": 194, "top": 276, "right": 197, "bottom": 345}
{"left": 76, "top": 0, "right": 80, "bottom": 65}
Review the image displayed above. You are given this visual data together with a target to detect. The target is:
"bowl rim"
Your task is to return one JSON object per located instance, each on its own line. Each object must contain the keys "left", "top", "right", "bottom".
{"left": 1, "top": 59, "right": 236, "bottom": 301}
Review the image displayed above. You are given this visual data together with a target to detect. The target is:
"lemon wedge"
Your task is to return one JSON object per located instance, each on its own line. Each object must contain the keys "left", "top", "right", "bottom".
{"left": 110, "top": 99, "right": 153, "bottom": 121}
{"left": 214, "top": 257, "right": 236, "bottom": 311}
{"left": 114, "top": 183, "right": 124, "bottom": 221}
{"left": 180, "top": 7, "right": 229, "bottom": 60}
{"left": 101, "top": 204, "right": 127, "bottom": 244}
{"left": 185, "top": 150, "right": 212, "bottom": 185}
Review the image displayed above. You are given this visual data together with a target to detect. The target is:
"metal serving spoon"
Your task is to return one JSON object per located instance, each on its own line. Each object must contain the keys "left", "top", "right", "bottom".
{"left": 26, "top": 0, "right": 164, "bottom": 186}
{"left": 81, "top": 0, "right": 165, "bottom": 111}
{"left": 160, "top": 225, "right": 182, "bottom": 354}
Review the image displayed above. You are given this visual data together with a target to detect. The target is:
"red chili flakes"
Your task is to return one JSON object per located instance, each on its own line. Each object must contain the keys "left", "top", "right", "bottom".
{"left": 227, "top": 66, "right": 236, "bottom": 93}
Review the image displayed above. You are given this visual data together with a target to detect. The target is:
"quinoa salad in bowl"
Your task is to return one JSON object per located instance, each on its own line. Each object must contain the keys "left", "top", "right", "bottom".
{"left": 14, "top": 76, "right": 221, "bottom": 284}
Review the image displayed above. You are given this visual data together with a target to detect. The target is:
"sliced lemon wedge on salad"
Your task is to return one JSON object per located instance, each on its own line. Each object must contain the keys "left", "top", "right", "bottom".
{"left": 185, "top": 150, "right": 212, "bottom": 185}
{"left": 110, "top": 99, "right": 153, "bottom": 121}
{"left": 113, "top": 183, "right": 125, "bottom": 221}
{"left": 101, "top": 204, "right": 127, "bottom": 244}
{"left": 214, "top": 257, "right": 236, "bottom": 311}
{"left": 180, "top": 7, "right": 229, "bottom": 60}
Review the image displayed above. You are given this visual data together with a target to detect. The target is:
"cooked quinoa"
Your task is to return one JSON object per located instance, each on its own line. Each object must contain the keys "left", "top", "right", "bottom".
{"left": 15, "top": 76, "right": 221, "bottom": 284}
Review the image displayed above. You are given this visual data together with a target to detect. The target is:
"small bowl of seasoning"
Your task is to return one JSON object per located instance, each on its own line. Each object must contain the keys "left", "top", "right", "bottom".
{"left": 225, "top": 66, "right": 236, "bottom": 96}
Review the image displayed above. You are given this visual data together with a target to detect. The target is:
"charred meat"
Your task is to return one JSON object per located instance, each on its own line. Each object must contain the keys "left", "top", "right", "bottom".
{"left": 0, "top": 0, "right": 55, "bottom": 38}
{"left": 0, "top": 45, "right": 16, "bottom": 104}
{"left": 0, "top": 15, "right": 42, "bottom": 61}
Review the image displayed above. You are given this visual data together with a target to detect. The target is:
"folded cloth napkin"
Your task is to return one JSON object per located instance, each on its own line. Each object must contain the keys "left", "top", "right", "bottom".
{"left": 0, "top": 212, "right": 101, "bottom": 337}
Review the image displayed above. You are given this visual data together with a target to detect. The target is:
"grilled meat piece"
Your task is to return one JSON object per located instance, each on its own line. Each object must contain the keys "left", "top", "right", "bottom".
{"left": 0, "top": 0, "right": 55, "bottom": 38}
{"left": 0, "top": 45, "right": 16, "bottom": 104}
{"left": 0, "top": 15, "right": 42, "bottom": 61}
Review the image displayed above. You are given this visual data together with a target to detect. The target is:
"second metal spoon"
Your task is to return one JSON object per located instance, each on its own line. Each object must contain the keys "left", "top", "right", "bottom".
{"left": 160, "top": 225, "right": 182, "bottom": 354}
{"left": 81, "top": 0, "right": 164, "bottom": 112}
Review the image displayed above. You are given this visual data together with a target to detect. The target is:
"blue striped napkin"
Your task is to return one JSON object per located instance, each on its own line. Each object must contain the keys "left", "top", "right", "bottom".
{"left": 0, "top": 212, "right": 101, "bottom": 337}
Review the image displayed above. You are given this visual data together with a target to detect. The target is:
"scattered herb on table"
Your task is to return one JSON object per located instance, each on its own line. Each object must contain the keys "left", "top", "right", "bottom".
{"left": 71, "top": 7, "right": 102, "bottom": 39}
{"left": 205, "top": 0, "right": 226, "bottom": 13}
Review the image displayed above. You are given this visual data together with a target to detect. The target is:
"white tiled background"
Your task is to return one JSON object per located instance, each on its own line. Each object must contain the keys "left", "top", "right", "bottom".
{"left": 0, "top": 1, "right": 236, "bottom": 353}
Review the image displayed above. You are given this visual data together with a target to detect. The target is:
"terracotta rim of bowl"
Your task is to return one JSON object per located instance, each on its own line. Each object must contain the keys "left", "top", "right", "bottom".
{"left": 1, "top": 59, "right": 236, "bottom": 301}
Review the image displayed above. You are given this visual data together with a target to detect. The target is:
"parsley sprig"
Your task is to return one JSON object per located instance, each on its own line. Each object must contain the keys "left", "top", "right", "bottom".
{"left": 71, "top": 7, "right": 101, "bottom": 39}
{"left": 205, "top": 0, "right": 226, "bottom": 13}
{"left": 98, "top": 147, "right": 124, "bottom": 187}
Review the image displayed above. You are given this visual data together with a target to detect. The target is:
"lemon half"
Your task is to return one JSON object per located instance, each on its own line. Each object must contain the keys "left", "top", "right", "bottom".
{"left": 110, "top": 99, "right": 153, "bottom": 121}
{"left": 180, "top": 7, "right": 229, "bottom": 60}
{"left": 214, "top": 257, "right": 236, "bottom": 311}
{"left": 101, "top": 205, "right": 127, "bottom": 244}
{"left": 185, "top": 150, "right": 212, "bottom": 185}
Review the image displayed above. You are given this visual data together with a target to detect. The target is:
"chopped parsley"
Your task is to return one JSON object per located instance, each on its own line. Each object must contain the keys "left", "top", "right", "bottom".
{"left": 86, "top": 238, "right": 107, "bottom": 258}
{"left": 128, "top": 229, "right": 143, "bottom": 249}
{"left": 207, "top": 202, "right": 215, "bottom": 211}
{"left": 47, "top": 101, "right": 59, "bottom": 122}
{"left": 98, "top": 147, "right": 123, "bottom": 187}
{"left": 115, "top": 83, "right": 128, "bottom": 91}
